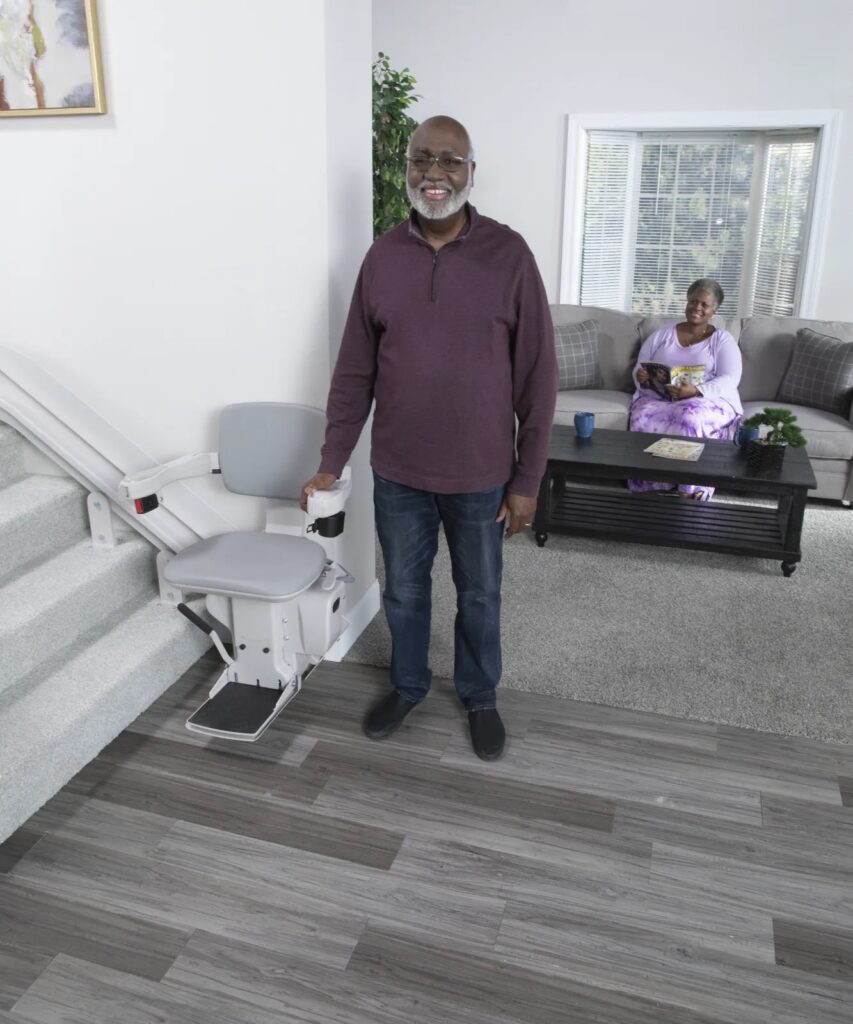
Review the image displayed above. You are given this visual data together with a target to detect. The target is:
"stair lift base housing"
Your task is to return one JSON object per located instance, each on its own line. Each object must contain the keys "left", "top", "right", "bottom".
{"left": 185, "top": 577, "right": 347, "bottom": 741}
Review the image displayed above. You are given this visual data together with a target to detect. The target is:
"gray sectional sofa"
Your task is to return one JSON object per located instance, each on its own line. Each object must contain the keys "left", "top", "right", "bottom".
{"left": 550, "top": 305, "right": 853, "bottom": 503}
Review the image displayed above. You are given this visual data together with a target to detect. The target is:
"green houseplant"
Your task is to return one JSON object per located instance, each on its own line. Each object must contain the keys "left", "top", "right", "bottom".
{"left": 372, "top": 52, "right": 420, "bottom": 238}
{"left": 742, "top": 407, "right": 806, "bottom": 472}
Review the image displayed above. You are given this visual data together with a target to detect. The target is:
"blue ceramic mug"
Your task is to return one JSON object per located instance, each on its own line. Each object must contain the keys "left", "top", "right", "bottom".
{"left": 574, "top": 411, "right": 595, "bottom": 439}
{"left": 734, "top": 423, "right": 760, "bottom": 449}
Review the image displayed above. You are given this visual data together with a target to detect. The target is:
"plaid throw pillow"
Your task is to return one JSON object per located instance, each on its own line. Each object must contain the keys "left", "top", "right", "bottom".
{"left": 554, "top": 319, "right": 602, "bottom": 390}
{"left": 776, "top": 328, "right": 853, "bottom": 417}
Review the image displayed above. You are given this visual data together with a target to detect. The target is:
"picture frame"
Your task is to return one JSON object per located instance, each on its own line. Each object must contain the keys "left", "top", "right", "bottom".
{"left": 0, "top": 0, "right": 106, "bottom": 117}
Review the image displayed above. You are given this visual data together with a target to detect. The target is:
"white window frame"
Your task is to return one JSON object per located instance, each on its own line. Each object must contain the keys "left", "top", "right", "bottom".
{"left": 560, "top": 110, "right": 841, "bottom": 317}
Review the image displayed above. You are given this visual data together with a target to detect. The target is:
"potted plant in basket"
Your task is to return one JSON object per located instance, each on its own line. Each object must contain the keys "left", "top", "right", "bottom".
{"left": 741, "top": 407, "right": 807, "bottom": 472}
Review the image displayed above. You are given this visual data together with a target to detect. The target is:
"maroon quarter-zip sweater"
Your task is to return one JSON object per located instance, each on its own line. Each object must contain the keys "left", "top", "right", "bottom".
{"left": 319, "top": 205, "right": 557, "bottom": 497}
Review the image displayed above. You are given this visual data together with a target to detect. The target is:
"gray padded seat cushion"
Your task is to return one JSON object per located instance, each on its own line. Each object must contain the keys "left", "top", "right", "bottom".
{"left": 165, "top": 532, "right": 327, "bottom": 600}
{"left": 554, "top": 389, "right": 632, "bottom": 430}
{"left": 741, "top": 401, "right": 853, "bottom": 461}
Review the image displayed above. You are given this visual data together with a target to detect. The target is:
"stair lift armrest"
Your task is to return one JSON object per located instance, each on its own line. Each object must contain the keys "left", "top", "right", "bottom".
{"left": 119, "top": 452, "right": 220, "bottom": 513}
{"left": 306, "top": 465, "right": 352, "bottom": 520}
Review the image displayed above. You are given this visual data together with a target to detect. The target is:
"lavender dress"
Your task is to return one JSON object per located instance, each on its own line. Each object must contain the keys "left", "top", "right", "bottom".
{"left": 628, "top": 325, "right": 743, "bottom": 499}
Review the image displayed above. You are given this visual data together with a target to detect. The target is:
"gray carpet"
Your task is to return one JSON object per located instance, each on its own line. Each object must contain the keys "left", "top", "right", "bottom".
{"left": 345, "top": 496, "right": 853, "bottom": 743}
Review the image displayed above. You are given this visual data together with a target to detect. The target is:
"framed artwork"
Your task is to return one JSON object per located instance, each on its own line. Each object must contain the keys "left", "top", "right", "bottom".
{"left": 0, "top": 0, "right": 106, "bottom": 117}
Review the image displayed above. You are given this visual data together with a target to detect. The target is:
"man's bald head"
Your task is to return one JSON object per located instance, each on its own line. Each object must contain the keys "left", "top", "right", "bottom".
{"left": 409, "top": 116, "right": 474, "bottom": 159}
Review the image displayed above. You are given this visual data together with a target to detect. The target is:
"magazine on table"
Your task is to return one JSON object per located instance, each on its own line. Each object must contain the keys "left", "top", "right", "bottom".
{"left": 641, "top": 362, "right": 706, "bottom": 400}
{"left": 643, "top": 438, "right": 705, "bottom": 461}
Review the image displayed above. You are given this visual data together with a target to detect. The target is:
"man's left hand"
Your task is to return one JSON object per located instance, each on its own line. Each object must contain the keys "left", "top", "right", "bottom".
{"left": 665, "top": 383, "right": 700, "bottom": 400}
{"left": 497, "top": 492, "right": 537, "bottom": 538}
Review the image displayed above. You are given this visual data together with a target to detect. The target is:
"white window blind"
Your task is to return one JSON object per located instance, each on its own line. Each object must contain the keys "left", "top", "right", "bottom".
{"left": 579, "top": 133, "right": 637, "bottom": 309}
{"left": 751, "top": 137, "right": 816, "bottom": 316}
{"left": 577, "top": 128, "right": 818, "bottom": 318}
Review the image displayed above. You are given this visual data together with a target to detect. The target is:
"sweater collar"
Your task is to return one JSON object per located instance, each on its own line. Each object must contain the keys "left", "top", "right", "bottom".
{"left": 408, "top": 203, "right": 478, "bottom": 244}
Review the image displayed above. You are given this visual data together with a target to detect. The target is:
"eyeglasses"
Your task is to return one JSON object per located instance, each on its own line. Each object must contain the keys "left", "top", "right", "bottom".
{"left": 405, "top": 153, "right": 474, "bottom": 173}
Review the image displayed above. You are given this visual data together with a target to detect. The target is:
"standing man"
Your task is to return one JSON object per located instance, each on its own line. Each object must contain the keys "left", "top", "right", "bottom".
{"left": 301, "top": 116, "right": 557, "bottom": 760}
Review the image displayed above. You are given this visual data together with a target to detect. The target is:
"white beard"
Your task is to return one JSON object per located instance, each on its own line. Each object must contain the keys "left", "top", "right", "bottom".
{"left": 407, "top": 175, "right": 472, "bottom": 220}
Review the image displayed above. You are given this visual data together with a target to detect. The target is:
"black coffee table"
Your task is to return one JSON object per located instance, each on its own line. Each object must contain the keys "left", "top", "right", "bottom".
{"left": 533, "top": 426, "right": 818, "bottom": 576}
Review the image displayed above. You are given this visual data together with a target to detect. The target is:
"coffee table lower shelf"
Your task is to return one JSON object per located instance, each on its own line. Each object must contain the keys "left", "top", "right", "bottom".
{"left": 535, "top": 487, "right": 799, "bottom": 574}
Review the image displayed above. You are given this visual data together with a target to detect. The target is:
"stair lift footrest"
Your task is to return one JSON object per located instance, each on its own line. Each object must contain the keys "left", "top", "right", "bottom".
{"left": 187, "top": 681, "right": 283, "bottom": 740}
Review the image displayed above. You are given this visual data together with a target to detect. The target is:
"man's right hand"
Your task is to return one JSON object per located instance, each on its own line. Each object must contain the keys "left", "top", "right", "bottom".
{"left": 300, "top": 473, "right": 338, "bottom": 511}
{"left": 636, "top": 367, "right": 650, "bottom": 385}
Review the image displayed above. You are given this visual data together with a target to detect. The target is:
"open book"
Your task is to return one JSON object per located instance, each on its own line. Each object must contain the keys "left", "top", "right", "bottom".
{"left": 641, "top": 362, "right": 706, "bottom": 400}
{"left": 643, "top": 438, "right": 705, "bottom": 461}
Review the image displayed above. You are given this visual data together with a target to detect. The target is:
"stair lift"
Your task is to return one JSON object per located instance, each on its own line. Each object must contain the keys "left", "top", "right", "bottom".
{"left": 119, "top": 403, "right": 352, "bottom": 742}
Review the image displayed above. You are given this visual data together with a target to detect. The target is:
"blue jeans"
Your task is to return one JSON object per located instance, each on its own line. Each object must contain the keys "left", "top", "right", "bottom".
{"left": 373, "top": 473, "right": 505, "bottom": 711}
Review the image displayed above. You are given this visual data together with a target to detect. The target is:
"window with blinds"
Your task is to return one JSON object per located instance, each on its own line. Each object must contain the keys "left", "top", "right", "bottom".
{"left": 578, "top": 129, "right": 818, "bottom": 317}
{"left": 751, "top": 139, "right": 816, "bottom": 316}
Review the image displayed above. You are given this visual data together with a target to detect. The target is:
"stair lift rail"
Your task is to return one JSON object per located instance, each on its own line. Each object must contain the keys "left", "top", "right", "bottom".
{"left": 0, "top": 344, "right": 236, "bottom": 556}
{"left": 119, "top": 402, "right": 353, "bottom": 742}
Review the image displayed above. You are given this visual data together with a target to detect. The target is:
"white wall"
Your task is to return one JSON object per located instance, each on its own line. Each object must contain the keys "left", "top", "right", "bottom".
{"left": 0, "top": 0, "right": 376, "bottom": 605}
{"left": 374, "top": 0, "right": 853, "bottom": 320}
{"left": 324, "top": 0, "right": 375, "bottom": 605}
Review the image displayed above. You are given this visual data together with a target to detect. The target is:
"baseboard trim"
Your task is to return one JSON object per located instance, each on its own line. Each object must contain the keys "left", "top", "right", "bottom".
{"left": 325, "top": 579, "right": 380, "bottom": 662}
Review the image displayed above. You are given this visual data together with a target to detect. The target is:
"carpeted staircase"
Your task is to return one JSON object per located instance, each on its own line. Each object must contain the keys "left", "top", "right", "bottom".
{"left": 0, "top": 423, "right": 211, "bottom": 842}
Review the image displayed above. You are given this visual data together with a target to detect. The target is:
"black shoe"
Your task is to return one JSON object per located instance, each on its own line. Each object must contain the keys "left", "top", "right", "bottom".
{"left": 468, "top": 708, "right": 506, "bottom": 760}
{"left": 363, "top": 690, "right": 418, "bottom": 740}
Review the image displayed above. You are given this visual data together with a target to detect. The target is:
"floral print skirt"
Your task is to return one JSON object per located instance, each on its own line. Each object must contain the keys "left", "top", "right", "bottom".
{"left": 628, "top": 394, "right": 739, "bottom": 500}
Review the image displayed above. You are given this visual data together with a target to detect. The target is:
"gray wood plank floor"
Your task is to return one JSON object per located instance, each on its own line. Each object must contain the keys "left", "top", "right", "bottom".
{"left": 2, "top": 651, "right": 853, "bottom": 1023}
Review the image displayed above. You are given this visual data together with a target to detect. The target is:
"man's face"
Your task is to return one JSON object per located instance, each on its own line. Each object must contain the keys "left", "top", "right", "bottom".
{"left": 406, "top": 122, "right": 475, "bottom": 221}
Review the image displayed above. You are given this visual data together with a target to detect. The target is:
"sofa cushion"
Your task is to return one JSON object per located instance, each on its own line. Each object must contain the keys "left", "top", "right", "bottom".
{"left": 554, "top": 320, "right": 603, "bottom": 390}
{"left": 741, "top": 401, "right": 853, "bottom": 461}
{"left": 553, "top": 389, "right": 632, "bottom": 430}
{"left": 550, "top": 305, "right": 641, "bottom": 393}
{"left": 776, "top": 328, "right": 853, "bottom": 418}
{"left": 736, "top": 316, "right": 853, "bottom": 403}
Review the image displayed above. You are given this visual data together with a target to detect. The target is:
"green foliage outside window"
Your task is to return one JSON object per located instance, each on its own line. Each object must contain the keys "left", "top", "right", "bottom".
{"left": 631, "top": 141, "right": 754, "bottom": 316}
{"left": 373, "top": 52, "right": 420, "bottom": 238}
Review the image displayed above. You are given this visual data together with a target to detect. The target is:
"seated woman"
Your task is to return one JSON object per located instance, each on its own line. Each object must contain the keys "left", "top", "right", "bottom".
{"left": 629, "top": 278, "right": 742, "bottom": 500}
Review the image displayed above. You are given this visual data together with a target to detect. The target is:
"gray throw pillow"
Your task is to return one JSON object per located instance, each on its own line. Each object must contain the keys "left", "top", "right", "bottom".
{"left": 776, "top": 327, "right": 853, "bottom": 417}
{"left": 554, "top": 319, "right": 602, "bottom": 390}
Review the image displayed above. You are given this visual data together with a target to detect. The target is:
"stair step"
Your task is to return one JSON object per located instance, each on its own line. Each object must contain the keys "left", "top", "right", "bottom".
{"left": 0, "top": 424, "right": 25, "bottom": 490}
{"left": 0, "top": 597, "right": 212, "bottom": 842}
{"left": 0, "top": 475, "right": 88, "bottom": 583}
{"left": 0, "top": 536, "right": 158, "bottom": 696}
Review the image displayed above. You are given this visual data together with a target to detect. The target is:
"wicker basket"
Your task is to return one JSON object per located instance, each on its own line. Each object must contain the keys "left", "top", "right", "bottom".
{"left": 746, "top": 439, "right": 786, "bottom": 473}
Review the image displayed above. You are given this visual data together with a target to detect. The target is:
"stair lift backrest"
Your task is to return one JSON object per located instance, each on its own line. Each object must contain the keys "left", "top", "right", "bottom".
{"left": 218, "top": 403, "right": 327, "bottom": 500}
